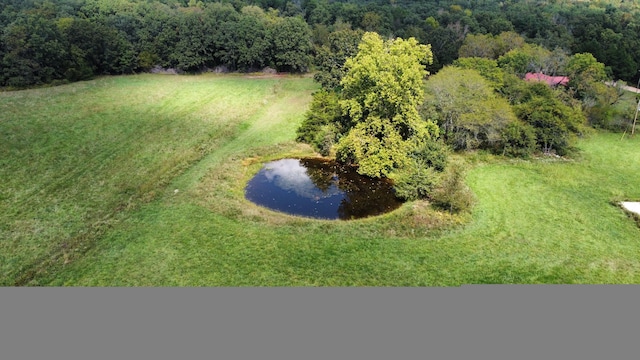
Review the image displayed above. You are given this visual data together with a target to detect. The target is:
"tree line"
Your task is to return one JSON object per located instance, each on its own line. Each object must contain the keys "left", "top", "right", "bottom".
{"left": 0, "top": 0, "right": 312, "bottom": 87}
{"left": 4, "top": 0, "right": 640, "bottom": 88}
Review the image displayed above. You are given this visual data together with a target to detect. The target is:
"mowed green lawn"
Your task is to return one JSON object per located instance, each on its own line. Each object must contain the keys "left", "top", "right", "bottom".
{"left": 2, "top": 74, "right": 639, "bottom": 286}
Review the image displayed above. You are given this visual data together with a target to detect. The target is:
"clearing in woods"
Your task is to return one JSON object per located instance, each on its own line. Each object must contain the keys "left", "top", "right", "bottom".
{"left": 2, "top": 74, "right": 640, "bottom": 286}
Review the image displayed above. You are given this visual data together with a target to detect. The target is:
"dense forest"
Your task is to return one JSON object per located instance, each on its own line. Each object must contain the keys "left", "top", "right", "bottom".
{"left": 3, "top": 0, "right": 640, "bottom": 88}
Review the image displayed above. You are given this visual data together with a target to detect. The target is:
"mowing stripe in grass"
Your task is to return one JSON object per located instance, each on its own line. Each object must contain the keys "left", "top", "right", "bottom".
{"left": 1, "top": 74, "right": 313, "bottom": 285}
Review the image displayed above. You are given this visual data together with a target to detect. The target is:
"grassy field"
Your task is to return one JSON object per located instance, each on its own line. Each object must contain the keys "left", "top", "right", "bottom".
{"left": 2, "top": 74, "right": 639, "bottom": 286}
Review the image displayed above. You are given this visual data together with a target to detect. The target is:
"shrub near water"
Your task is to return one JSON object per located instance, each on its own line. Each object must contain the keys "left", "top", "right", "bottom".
{"left": 431, "top": 161, "right": 474, "bottom": 213}
{"left": 295, "top": 89, "right": 345, "bottom": 156}
{"left": 393, "top": 139, "right": 449, "bottom": 201}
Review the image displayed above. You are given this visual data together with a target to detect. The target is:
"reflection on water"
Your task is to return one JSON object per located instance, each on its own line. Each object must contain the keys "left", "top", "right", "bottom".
{"left": 245, "top": 158, "right": 403, "bottom": 220}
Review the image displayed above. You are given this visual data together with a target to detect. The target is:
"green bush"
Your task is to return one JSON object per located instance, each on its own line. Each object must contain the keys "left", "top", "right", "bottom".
{"left": 498, "top": 121, "right": 537, "bottom": 158}
{"left": 412, "top": 138, "right": 449, "bottom": 171}
{"left": 296, "top": 90, "right": 343, "bottom": 154}
{"left": 317, "top": 124, "right": 337, "bottom": 156}
{"left": 588, "top": 101, "right": 631, "bottom": 132}
{"left": 431, "top": 161, "right": 474, "bottom": 213}
{"left": 513, "top": 91, "right": 586, "bottom": 156}
{"left": 604, "top": 106, "right": 634, "bottom": 132}
{"left": 391, "top": 139, "right": 449, "bottom": 201}
{"left": 393, "top": 162, "right": 440, "bottom": 201}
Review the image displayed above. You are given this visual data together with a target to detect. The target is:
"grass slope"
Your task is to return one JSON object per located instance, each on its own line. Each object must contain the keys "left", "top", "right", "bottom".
{"left": 2, "top": 74, "right": 640, "bottom": 286}
{"left": 1, "top": 74, "right": 316, "bottom": 285}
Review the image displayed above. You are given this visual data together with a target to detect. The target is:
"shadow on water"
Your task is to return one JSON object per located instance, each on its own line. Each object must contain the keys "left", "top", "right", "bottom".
{"left": 244, "top": 158, "right": 403, "bottom": 220}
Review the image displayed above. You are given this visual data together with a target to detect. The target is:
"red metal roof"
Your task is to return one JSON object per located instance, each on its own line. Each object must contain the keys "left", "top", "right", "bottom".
{"left": 524, "top": 72, "right": 569, "bottom": 86}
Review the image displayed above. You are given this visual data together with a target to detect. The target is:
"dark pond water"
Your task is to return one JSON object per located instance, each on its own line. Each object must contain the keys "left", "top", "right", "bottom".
{"left": 244, "top": 158, "right": 403, "bottom": 220}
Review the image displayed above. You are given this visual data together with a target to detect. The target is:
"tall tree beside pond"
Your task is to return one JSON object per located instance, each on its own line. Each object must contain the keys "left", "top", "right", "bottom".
{"left": 335, "top": 32, "right": 438, "bottom": 178}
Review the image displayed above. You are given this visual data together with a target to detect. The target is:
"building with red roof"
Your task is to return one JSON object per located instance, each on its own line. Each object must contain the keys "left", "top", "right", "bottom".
{"left": 524, "top": 72, "right": 569, "bottom": 87}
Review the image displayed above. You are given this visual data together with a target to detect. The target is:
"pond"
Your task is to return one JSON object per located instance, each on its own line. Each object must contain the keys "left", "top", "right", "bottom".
{"left": 244, "top": 158, "right": 403, "bottom": 220}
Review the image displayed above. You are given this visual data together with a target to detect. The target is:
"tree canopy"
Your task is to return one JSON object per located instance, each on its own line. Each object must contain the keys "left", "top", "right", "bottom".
{"left": 334, "top": 32, "right": 438, "bottom": 178}
{"left": 423, "top": 66, "right": 517, "bottom": 151}
{"left": 4, "top": 0, "right": 640, "bottom": 87}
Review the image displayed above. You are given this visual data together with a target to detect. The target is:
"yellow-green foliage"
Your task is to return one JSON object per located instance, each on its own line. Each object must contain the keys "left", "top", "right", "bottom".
{"left": 335, "top": 116, "right": 412, "bottom": 178}
{"left": 453, "top": 57, "right": 504, "bottom": 89}
{"left": 336, "top": 32, "right": 438, "bottom": 178}
{"left": 424, "top": 66, "right": 517, "bottom": 151}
